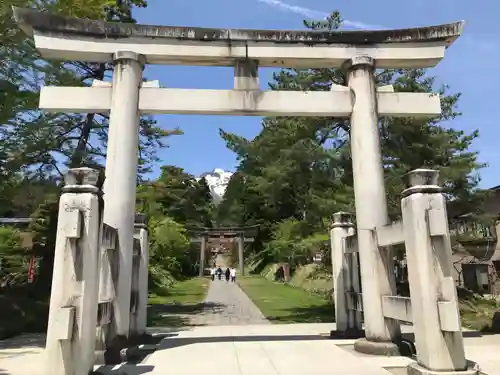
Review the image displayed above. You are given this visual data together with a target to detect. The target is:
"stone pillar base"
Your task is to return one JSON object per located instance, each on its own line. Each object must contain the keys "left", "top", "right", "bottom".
{"left": 124, "top": 345, "right": 157, "bottom": 363}
{"left": 354, "top": 338, "right": 400, "bottom": 356}
{"left": 103, "top": 335, "right": 130, "bottom": 364}
{"left": 407, "top": 362, "right": 479, "bottom": 375}
{"left": 94, "top": 350, "right": 106, "bottom": 365}
{"left": 100, "top": 333, "right": 162, "bottom": 365}
{"left": 330, "top": 328, "right": 365, "bottom": 340}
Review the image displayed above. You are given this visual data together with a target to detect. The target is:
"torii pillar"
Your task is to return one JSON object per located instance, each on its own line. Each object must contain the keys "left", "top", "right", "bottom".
{"left": 237, "top": 233, "right": 245, "bottom": 276}
{"left": 103, "top": 51, "right": 145, "bottom": 344}
{"left": 199, "top": 234, "right": 208, "bottom": 277}
{"left": 347, "top": 56, "right": 401, "bottom": 355}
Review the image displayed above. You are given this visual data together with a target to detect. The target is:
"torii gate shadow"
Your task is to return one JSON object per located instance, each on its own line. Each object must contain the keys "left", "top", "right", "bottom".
{"left": 147, "top": 302, "right": 226, "bottom": 328}
{"left": 93, "top": 364, "right": 154, "bottom": 375}
{"left": 155, "top": 333, "right": 329, "bottom": 351}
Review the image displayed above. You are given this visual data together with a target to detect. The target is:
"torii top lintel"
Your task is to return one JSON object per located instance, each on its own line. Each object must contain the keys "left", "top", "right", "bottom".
{"left": 186, "top": 225, "right": 259, "bottom": 236}
{"left": 13, "top": 7, "right": 464, "bottom": 69}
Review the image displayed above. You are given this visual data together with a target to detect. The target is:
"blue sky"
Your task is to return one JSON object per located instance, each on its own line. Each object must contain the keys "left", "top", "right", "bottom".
{"left": 134, "top": 0, "right": 500, "bottom": 188}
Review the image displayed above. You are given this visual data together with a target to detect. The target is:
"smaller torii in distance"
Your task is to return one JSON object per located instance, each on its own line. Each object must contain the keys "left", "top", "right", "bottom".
{"left": 187, "top": 225, "right": 259, "bottom": 276}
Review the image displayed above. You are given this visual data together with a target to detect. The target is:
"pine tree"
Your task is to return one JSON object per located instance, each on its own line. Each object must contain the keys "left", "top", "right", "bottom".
{"left": 1, "top": 0, "right": 181, "bottom": 181}
{"left": 0, "top": 226, "right": 27, "bottom": 286}
{"left": 137, "top": 166, "right": 214, "bottom": 227}
{"left": 28, "top": 197, "right": 59, "bottom": 288}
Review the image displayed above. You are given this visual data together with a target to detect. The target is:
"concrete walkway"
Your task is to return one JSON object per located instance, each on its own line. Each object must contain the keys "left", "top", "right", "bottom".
{"left": 190, "top": 278, "right": 270, "bottom": 326}
{"left": 142, "top": 323, "right": 395, "bottom": 375}
{"left": 123, "top": 324, "right": 500, "bottom": 375}
{"left": 0, "top": 333, "right": 45, "bottom": 375}
{"left": 2, "top": 324, "right": 500, "bottom": 375}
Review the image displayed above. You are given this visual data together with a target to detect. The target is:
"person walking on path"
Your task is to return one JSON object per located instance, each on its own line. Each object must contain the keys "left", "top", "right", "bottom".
{"left": 225, "top": 267, "right": 230, "bottom": 282}
{"left": 230, "top": 267, "right": 236, "bottom": 282}
{"left": 217, "top": 266, "right": 222, "bottom": 280}
{"left": 210, "top": 267, "right": 215, "bottom": 281}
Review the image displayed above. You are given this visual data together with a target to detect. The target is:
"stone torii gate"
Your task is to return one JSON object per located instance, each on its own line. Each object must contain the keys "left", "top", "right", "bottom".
{"left": 13, "top": 7, "right": 468, "bottom": 375}
{"left": 188, "top": 225, "right": 258, "bottom": 276}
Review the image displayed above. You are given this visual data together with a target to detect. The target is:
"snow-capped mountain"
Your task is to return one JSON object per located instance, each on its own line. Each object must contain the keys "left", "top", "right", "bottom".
{"left": 198, "top": 168, "right": 233, "bottom": 203}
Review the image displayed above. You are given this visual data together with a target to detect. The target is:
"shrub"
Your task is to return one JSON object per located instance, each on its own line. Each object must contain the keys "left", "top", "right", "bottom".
{"left": 0, "top": 226, "right": 28, "bottom": 286}
{"left": 148, "top": 217, "right": 195, "bottom": 289}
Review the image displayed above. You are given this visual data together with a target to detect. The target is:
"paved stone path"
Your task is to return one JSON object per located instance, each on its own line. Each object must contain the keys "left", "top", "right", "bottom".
{"left": 190, "top": 278, "right": 270, "bottom": 326}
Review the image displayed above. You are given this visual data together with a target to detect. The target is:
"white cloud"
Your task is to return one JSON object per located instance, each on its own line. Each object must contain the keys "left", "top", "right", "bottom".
{"left": 255, "top": 0, "right": 383, "bottom": 29}
{"left": 256, "top": 0, "right": 326, "bottom": 19}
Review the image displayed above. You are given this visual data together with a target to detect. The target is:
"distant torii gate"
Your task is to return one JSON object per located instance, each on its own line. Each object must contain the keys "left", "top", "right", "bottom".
{"left": 188, "top": 225, "right": 259, "bottom": 276}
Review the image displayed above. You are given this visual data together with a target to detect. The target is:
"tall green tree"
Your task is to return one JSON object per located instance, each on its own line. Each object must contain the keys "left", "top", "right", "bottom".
{"left": 1, "top": 0, "right": 180, "bottom": 181}
{"left": 137, "top": 166, "right": 214, "bottom": 227}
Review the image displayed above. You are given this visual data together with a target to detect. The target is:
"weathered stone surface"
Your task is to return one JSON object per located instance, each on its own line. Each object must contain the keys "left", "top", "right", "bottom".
{"left": 407, "top": 361, "right": 478, "bottom": 375}
{"left": 354, "top": 338, "right": 401, "bottom": 356}
{"left": 13, "top": 7, "right": 463, "bottom": 68}
{"left": 13, "top": 7, "right": 463, "bottom": 45}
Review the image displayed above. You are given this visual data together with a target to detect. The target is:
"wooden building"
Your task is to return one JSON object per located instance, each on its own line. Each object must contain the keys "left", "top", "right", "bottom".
{"left": 448, "top": 186, "right": 500, "bottom": 295}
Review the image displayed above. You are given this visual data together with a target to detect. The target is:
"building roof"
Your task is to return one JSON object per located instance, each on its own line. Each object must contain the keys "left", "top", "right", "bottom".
{"left": 186, "top": 225, "right": 259, "bottom": 235}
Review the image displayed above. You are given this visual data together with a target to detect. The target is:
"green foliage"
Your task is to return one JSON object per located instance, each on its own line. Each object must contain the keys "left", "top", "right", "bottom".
{"left": 148, "top": 217, "right": 197, "bottom": 289}
{"left": 1, "top": 0, "right": 178, "bottom": 181}
{"left": 263, "top": 219, "right": 329, "bottom": 267}
{"left": 138, "top": 166, "right": 214, "bottom": 227}
{"left": 28, "top": 198, "right": 59, "bottom": 287}
{"left": 0, "top": 226, "right": 27, "bottom": 286}
{"left": 49, "top": 0, "right": 147, "bottom": 21}
{"left": 0, "top": 173, "right": 59, "bottom": 217}
{"left": 295, "top": 232, "right": 330, "bottom": 259}
{"left": 137, "top": 166, "right": 215, "bottom": 285}
{"left": 0, "top": 0, "right": 40, "bottom": 126}
{"left": 266, "top": 219, "right": 309, "bottom": 264}
{"left": 245, "top": 247, "right": 274, "bottom": 274}
{"left": 0, "top": 171, "right": 21, "bottom": 217}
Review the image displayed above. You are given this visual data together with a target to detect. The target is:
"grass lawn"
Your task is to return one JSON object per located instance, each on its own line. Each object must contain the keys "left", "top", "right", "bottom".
{"left": 147, "top": 277, "right": 210, "bottom": 328}
{"left": 460, "top": 296, "right": 500, "bottom": 331}
{"left": 238, "top": 275, "right": 334, "bottom": 324}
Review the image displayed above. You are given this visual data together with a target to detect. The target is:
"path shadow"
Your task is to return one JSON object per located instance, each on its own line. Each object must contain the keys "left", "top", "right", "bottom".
{"left": 147, "top": 302, "right": 225, "bottom": 328}
{"left": 0, "top": 333, "right": 46, "bottom": 350}
{"left": 266, "top": 305, "right": 335, "bottom": 324}
{"left": 93, "top": 364, "right": 154, "bottom": 375}
{"left": 151, "top": 302, "right": 225, "bottom": 314}
{"left": 401, "top": 330, "right": 498, "bottom": 343}
{"left": 156, "top": 334, "right": 328, "bottom": 351}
